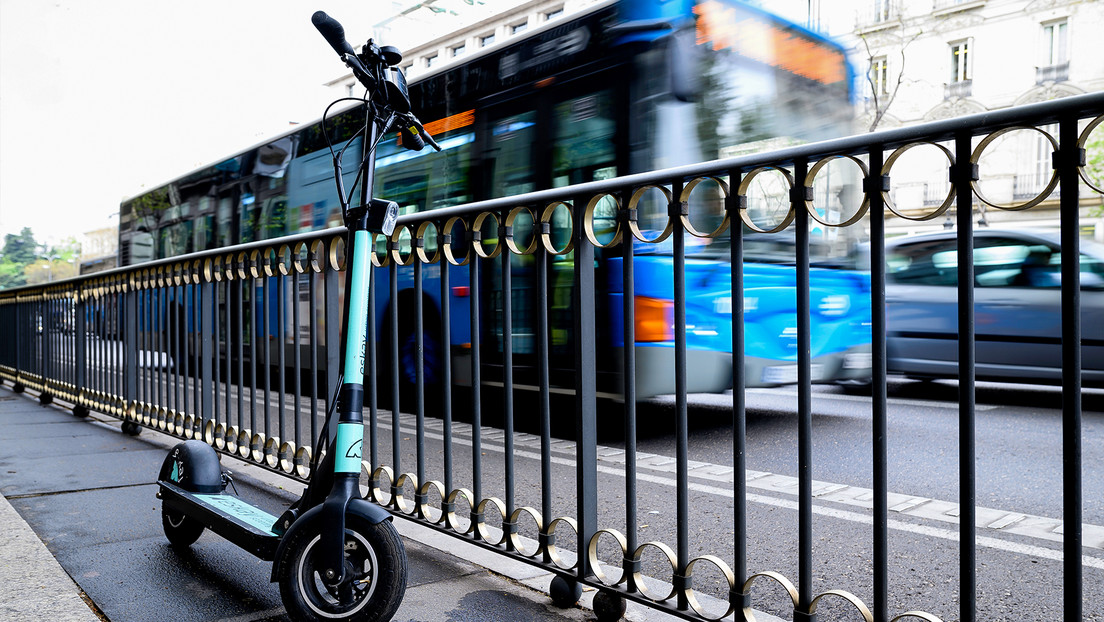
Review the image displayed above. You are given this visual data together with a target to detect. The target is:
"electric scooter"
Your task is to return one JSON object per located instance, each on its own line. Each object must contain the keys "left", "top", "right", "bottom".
{"left": 156, "top": 12, "right": 440, "bottom": 622}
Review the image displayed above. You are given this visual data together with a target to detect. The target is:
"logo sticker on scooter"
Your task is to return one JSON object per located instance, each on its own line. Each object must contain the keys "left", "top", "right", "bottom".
{"left": 345, "top": 439, "right": 363, "bottom": 460}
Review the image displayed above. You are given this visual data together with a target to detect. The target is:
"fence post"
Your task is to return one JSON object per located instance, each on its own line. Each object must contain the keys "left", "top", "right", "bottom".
{"left": 73, "top": 288, "right": 89, "bottom": 417}
{"left": 201, "top": 275, "right": 214, "bottom": 436}
{"left": 123, "top": 279, "right": 139, "bottom": 420}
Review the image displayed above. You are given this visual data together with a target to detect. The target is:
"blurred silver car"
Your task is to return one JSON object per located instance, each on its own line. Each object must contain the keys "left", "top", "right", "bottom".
{"left": 884, "top": 229, "right": 1104, "bottom": 386}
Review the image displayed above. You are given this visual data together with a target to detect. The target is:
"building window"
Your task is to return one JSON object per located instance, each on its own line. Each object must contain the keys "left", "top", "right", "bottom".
{"left": 544, "top": 7, "right": 564, "bottom": 21}
{"left": 511, "top": 21, "right": 528, "bottom": 35}
{"left": 346, "top": 83, "right": 356, "bottom": 97}
{"left": 426, "top": 54, "right": 439, "bottom": 68}
{"left": 871, "top": 56, "right": 889, "bottom": 96}
{"left": 950, "top": 38, "right": 971, "bottom": 83}
{"left": 1042, "top": 20, "right": 1068, "bottom": 66}
{"left": 873, "top": 0, "right": 892, "bottom": 22}
{"left": 480, "top": 33, "right": 495, "bottom": 47}
{"left": 452, "top": 43, "right": 466, "bottom": 58}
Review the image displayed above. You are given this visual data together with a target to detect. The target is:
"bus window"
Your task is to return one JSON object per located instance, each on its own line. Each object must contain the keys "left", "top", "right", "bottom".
{"left": 489, "top": 111, "right": 537, "bottom": 196}
{"left": 552, "top": 91, "right": 616, "bottom": 187}
{"left": 373, "top": 110, "right": 475, "bottom": 214}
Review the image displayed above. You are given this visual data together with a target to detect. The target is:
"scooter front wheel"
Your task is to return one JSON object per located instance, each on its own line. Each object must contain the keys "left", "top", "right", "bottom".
{"left": 277, "top": 514, "right": 406, "bottom": 622}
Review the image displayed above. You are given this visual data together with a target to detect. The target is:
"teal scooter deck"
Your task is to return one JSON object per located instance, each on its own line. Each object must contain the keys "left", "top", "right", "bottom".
{"left": 159, "top": 480, "right": 282, "bottom": 560}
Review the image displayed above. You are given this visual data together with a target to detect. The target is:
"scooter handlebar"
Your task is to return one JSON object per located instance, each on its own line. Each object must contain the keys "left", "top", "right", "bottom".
{"left": 312, "top": 11, "right": 355, "bottom": 58}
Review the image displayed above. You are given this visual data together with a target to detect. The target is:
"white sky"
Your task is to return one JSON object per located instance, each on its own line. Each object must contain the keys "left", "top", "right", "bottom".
{"left": 0, "top": 0, "right": 522, "bottom": 247}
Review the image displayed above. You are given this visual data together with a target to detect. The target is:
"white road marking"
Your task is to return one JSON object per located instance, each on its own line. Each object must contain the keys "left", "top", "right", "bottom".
{"left": 381, "top": 413, "right": 1104, "bottom": 567}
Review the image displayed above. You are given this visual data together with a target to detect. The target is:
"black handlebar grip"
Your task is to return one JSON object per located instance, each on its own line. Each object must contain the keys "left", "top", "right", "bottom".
{"left": 312, "top": 11, "right": 355, "bottom": 58}
{"left": 398, "top": 124, "right": 426, "bottom": 152}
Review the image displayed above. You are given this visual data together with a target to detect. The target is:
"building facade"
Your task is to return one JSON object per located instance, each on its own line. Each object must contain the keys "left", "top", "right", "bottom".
{"left": 846, "top": 0, "right": 1104, "bottom": 237}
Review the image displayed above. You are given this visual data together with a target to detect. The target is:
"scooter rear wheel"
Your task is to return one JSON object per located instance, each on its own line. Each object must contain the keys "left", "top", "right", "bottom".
{"left": 162, "top": 506, "right": 204, "bottom": 547}
{"left": 277, "top": 514, "right": 406, "bottom": 622}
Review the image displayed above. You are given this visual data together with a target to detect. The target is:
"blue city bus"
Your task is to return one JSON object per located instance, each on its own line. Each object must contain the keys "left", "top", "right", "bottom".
{"left": 118, "top": 0, "right": 870, "bottom": 405}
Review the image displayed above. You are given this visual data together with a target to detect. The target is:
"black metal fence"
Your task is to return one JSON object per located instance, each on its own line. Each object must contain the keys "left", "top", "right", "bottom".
{"left": 2, "top": 92, "right": 1101, "bottom": 622}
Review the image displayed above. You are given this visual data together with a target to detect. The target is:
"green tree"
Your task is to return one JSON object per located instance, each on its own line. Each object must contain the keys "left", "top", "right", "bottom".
{"left": 2, "top": 227, "right": 39, "bottom": 265}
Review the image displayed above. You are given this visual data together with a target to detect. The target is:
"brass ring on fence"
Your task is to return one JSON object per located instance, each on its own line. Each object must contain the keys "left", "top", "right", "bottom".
{"left": 631, "top": 541, "right": 678, "bottom": 603}
{"left": 210, "top": 257, "right": 221, "bottom": 283}
{"left": 293, "top": 242, "right": 310, "bottom": 274}
{"left": 357, "top": 460, "right": 373, "bottom": 498}
{"left": 158, "top": 408, "right": 171, "bottom": 431}
{"left": 586, "top": 528, "right": 628, "bottom": 586}
{"left": 294, "top": 446, "right": 312, "bottom": 479}
{"left": 544, "top": 516, "right": 579, "bottom": 570}
{"left": 182, "top": 414, "right": 195, "bottom": 439}
{"left": 418, "top": 480, "right": 448, "bottom": 524}
{"left": 226, "top": 426, "right": 239, "bottom": 455}
{"left": 971, "top": 126, "right": 1058, "bottom": 210}
{"left": 237, "top": 252, "right": 250, "bottom": 280}
{"left": 540, "top": 202, "right": 575, "bottom": 255}
{"left": 276, "top": 245, "right": 292, "bottom": 277}
{"left": 627, "top": 185, "right": 673, "bottom": 243}
{"left": 415, "top": 222, "right": 441, "bottom": 264}
{"left": 278, "top": 441, "right": 296, "bottom": 474}
{"left": 805, "top": 156, "right": 870, "bottom": 228}
{"left": 890, "top": 611, "right": 944, "bottom": 621}
{"left": 334, "top": 234, "right": 349, "bottom": 271}
{"left": 507, "top": 507, "right": 544, "bottom": 558}
{"left": 213, "top": 423, "right": 228, "bottom": 450}
{"left": 684, "top": 555, "right": 737, "bottom": 620}
{"left": 736, "top": 166, "right": 796, "bottom": 234}
{"left": 742, "top": 571, "right": 800, "bottom": 614}
{"left": 583, "top": 194, "right": 623, "bottom": 249}
{"left": 679, "top": 177, "right": 731, "bottom": 238}
{"left": 238, "top": 429, "right": 253, "bottom": 459}
{"left": 505, "top": 206, "right": 540, "bottom": 255}
{"left": 389, "top": 225, "right": 416, "bottom": 266}
{"left": 472, "top": 212, "right": 502, "bottom": 259}
{"left": 222, "top": 254, "right": 235, "bottom": 281}
{"left": 261, "top": 248, "right": 276, "bottom": 278}
{"left": 881, "top": 142, "right": 956, "bottom": 221}
{"left": 475, "top": 497, "right": 508, "bottom": 545}
{"left": 442, "top": 217, "right": 471, "bottom": 266}
{"left": 371, "top": 466, "right": 395, "bottom": 505}
{"left": 204, "top": 420, "right": 216, "bottom": 445}
{"left": 250, "top": 432, "right": 266, "bottom": 463}
{"left": 1078, "top": 115, "right": 1104, "bottom": 193}
{"left": 445, "top": 488, "right": 475, "bottom": 534}
{"left": 264, "top": 436, "right": 280, "bottom": 468}
{"left": 370, "top": 232, "right": 391, "bottom": 268}
{"left": 809, "top": 590, "right": 873, "bottom": 622}
{"left": 173, "top": 264, "right": 184, "bottom": 287}
{"left": 249, "top": 250, "right": 262, "bottom": 279}
{"left": 310, "top": 240, "right": 326, "bottom": 273}
{"left": 393, "top": 472, "right": 419, "bottom": 515}
{"left": 192, "top": 259, "right": 203, "bottom": 284}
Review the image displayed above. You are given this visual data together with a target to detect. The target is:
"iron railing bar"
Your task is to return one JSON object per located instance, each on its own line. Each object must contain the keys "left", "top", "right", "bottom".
{"left": 438, "top": 230, "right": 454, "bottom": 500}
{"left": 729, "top": 167, "right": 749, "bottom": 620}
{"left": 293, "top": 267, "right": 303, "bottom": 454}
{"left": 368, "top": 259, "right": 378, "bottom": 482}
{"left": 954, "top": 130, "right": 977, "bottom": 622}
{"left": 501, "top": 219, "right": 516, "bottom": 550}
{"left": 621, "top": 186, "right": 638, "bottom": 592}
{"left": 389, "top": 256, "right": 402, "bottom": 500}
{"left": 263, "top": 267, "right": 272, "bottom": 447}
{"left": 672, "top": 179, "right": 690, "bottom": 612}
{"left": 1058, "top": 114, "right": 1083, "bottom": 622}
{"left": 201, "top": 277, "right": 214, "bottom": 438}
{"left": 794, "top": 158, "right": 814, "bottom": 622}
{"left": 869, "top": 145, "right": 890, "bottom": 622}
{"left": 470, "top": 244, "right": 484, "bottom": 535}
{"left": 574, "top": 191, "right": 599, "bottom": 581}
{"left": 415, "top": 252, "right": 427, "bottom": 518}
{"left": 536, "top": 227, "right": 552, "bottom": 565}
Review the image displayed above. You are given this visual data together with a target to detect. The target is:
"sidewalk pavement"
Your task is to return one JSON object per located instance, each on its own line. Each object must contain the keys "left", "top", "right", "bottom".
{"left": 0, "top": 385, "right": 703, "bottom": 622}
